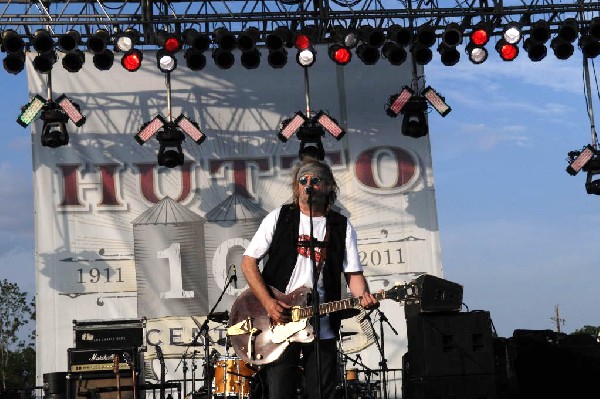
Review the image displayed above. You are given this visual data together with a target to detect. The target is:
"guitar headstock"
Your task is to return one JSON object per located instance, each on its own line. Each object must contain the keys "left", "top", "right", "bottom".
{"left": 384, "top": 282, "right": 416, "bottom": 302}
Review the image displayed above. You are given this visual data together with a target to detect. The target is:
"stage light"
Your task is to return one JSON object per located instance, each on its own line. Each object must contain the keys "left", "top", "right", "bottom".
{"left": 58, "top": 30, "right": 81, "bottom": 52}
{"left": 115, "top": 28, "right": 140, "bottom": 52}
{"left": 415, "top": 25, "right": 437, "bottom": 48}
{"left": 590, "top": 17, "right": 600, "bottom": 40}
{"left": 496, "top": 40, "right": 519, "bottom": 61}
{"left": 558, "top": 18, "right": 579, "bottom": 43}
{"left": 411, "top": 44, "right": 432, "bottom": 65}
{"left": 297, "top": 121, "right": 327, "bottom": 160}
{"left": 469, "top": 22, "right": 490, "bottom": 46}
{"left": 296, "top": 48, "right": 316, "bottom": 67}
{"left": 437, "top": 43, "right": 460, "bottom": 66}
{"left": 278, "top": 112, "right": 307, "bottom": 142}
{"left": 40, "top": 103, "right": 70, "bottom": 148}
{"left": 88, "top": 29, "right": 111, "bottom": 54}
{"left": 466, "top": 43, "right": 488, "bottom": 64}
{"left": 214, "top": 28, "right": 237, "bottom": 51}
{"left": 387, "top": 24, "right": 413, "bottom": 46}
{"left": 381, "top": 41, "right": 407, "bottom": 65}
{"left": 55, "top": 95, "right": 86, "bottom": 127}
{"left": 422, "top": 86, "right": 451, "bottom": 116}
{"left": 241, "top": 48, "right": 261, "bottom": 69}
{"left": 331, "top": 26, "right": 358, "bottom": 49}
{"left": 175, "top": 114, "right": 206, "bottom": 144}
{"left": 183, "top": 29, "right": 210, "bottom": 71}
{"left": 93, "top": 50, "right": 114, "bottom": 70}
{"left": 442, "top": 23, "right": 463, "bottom": 47}
{"left": 551, "top": 36, "right": 574, "bottom": 59}
{"left": 17, "top": 95, "right": 46, "bottom": 127}
{"left": 268, "top": 49, "right": 288, "bottom": 69}
{"left": 121, "top": 49, "right": 143, "bottom": 72}
{"left": 523, "top": 38, "right": 547, "bottom": 61}
{"left": 585, "top": 172, "right": 600, "bottom": 195}
{"left": 294, "top": 25, "right": 318, "bottom": 50}
{"left": 266, "top": 26, "right": 293, "bottom": 51}
{"left": 156, "top": 124, "right": 186, "bottom": 168}
{"left": 502, "top": 22, "right": 522, "bottom": 44}
{"left": 32, "top": 29, "right": 55, "bottom": 53}
{"left": 2, "top": 30, "right": 25, "bottom": 74}
{"left": 530, "top": 20, "right": 551, "bottom": 44}
{"left": 315, "top": 111, "right": 346, "bottom": 140}
{"left": 356, "top": 43, "right": 379, "bottom": 65}
{"left": 135, "top": 115, "right": 166, "bottom": 144}
{"left": 33, "top": 51, "right": 57, "bottom": 74}
{"left": 579, "top": 35, "right": 600, "bottom": 58}
{"left": 156, "top": 30, "right": 182, "bottom": 54}
{"left": 359, "top": 25, "right": 385, "bottom": 48}
{"left": 566, "top": 145, "right": 596, "bottom": 176}
{"left": 3, "top": 52, "right": 25, "bottom": 74}
{"left": 328, "top": 44, "right": 351, "bottom": 65}
{"left": 157, "top": 50, "right": 177, "bottom": 73}
{"left": 238, "top": 27, "right": 260, "bottom": 52}
{"left": 401, "top": 97, "right": 428, "bottom": 138}
{"left": 213, "top": 48, "right": 235, "bottom": 69}
{"left": 385, "top": 86, "right": 414, "bottom": 117}
{"left": 62, "top": 49, "right": 85, "bottom": 72}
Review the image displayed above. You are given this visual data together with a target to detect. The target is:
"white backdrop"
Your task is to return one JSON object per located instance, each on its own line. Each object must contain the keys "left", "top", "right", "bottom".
{"left": 27, "top": 46, "right": 442, "bottom": 398}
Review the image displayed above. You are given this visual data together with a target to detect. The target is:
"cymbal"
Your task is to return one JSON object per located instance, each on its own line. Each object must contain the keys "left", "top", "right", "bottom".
{"left": 208, "top": 311, "right": 229, "bottom": 323}
{"left": 340, "top": 331, "right": 358, "bottom": 338}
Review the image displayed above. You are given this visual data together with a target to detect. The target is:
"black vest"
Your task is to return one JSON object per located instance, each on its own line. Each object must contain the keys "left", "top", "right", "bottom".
{"left": 261, "top": 204, "right": 348, "bottom": 334}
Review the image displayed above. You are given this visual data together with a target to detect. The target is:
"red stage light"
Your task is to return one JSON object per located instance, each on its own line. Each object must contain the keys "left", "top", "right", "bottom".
{"left": 121, "top": 49, "right": 143, "bottom": 72}
{"left": 470, "top": 26, "right": 489, "bottom": 46}
{"left": 496, "top": 41, "right": 519, "bottom": 61}
{"left": 328, "top": 45, "right": 351, "bottom": 65}
{"left": 294, "top": 33, "right": 310, "bottom": 50}
{"left": 163, "top": 36, "right": 182, "bottom": 54}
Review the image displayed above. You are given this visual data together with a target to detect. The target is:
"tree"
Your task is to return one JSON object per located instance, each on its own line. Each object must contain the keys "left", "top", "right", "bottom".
{"left": 572, "top": 325, "right": 600, "bottom": 337}
{"left": 0, "top": 279, "right": 35, "bottom": 391}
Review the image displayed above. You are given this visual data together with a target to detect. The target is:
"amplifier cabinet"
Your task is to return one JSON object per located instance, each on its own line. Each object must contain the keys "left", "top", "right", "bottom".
{"left": 68, "top": 372, "right": 137, "bottom": 399}
{"left": 73, "top": 319, "right": 145, "bottom": 350}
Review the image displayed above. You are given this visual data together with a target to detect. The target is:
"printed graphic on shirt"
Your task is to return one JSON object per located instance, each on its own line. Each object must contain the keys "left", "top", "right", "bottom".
{"left": 297, "top": 234, "right": 323, "bottom": 263}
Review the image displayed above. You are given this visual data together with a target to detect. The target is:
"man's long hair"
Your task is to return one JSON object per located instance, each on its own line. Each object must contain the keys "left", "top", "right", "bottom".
{"left": 290, "top": 158, "right": 339, "bottom": 212}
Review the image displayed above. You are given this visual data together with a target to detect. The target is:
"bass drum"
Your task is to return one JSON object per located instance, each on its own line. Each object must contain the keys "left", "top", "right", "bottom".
{"left": 213, "top": 356, "right": 255, "bottom": 397}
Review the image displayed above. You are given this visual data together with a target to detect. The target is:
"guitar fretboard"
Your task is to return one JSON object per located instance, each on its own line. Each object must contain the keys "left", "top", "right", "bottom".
{"left": 297, "top": 291, "right": 387, "bottom": 319}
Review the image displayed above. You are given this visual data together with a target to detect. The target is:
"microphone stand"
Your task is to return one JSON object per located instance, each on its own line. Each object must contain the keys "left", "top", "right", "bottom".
{"left": 364, "top": 308, "right": 398, "bottom": 399}
{"left": 191, "top": 274, "right": 236, "bottom": 399}
{"left": 307, "top": 188, "right": 323, "bottom": 399}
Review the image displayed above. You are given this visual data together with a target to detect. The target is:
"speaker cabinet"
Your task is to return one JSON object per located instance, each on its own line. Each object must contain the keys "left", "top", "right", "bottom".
{"left": 69, "top": 373, "right": 137, "bottom": 399}
{"left": 406, "top": 311, "right": 495, "bottom": 378}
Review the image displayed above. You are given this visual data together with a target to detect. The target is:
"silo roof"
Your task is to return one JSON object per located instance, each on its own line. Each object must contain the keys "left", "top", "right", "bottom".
{"left": 205, "top": 193, "right": 268, "bottom": 222}
{"left": 132, "top": 196, "right": 204, "bottom": 225}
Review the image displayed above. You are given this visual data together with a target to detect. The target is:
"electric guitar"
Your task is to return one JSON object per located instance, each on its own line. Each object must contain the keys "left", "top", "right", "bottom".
{"left": 227, "top": 282, "right": 417, "bottom": 365}
{"left": 112, "top": 355, "right": 121, "bottom": 399}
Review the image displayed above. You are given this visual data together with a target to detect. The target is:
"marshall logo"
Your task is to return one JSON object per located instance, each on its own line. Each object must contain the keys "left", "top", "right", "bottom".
{"left": 69, "top": 348, "right": 134, "bottom": 373}
{"left": 90, "top": 353, "right": 117, "bottom": 362}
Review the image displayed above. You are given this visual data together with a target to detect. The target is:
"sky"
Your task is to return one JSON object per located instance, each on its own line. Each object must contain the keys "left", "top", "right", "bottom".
{"left": 1, "top": 48, "right": 599, "bottom": 340}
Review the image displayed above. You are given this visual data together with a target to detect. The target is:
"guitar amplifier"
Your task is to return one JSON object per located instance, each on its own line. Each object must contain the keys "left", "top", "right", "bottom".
{"left": 68, "top": 348, "right": 138, "bottom": 374}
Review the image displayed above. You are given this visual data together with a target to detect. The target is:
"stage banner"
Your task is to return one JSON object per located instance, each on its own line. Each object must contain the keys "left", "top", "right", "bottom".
{"left": 27, "top": 47, "right": 442, "bottom": 397}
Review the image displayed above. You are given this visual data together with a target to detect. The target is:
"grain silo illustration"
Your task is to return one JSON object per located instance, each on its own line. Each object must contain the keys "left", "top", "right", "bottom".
{"left": 204, "top": 193, "right": 268, "bottom": 310}
{"left": 132, "top": 196, "right": 208, "bottom": 318}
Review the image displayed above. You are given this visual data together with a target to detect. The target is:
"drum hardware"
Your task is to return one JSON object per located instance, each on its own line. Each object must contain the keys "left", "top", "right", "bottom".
{"left": 213, "top": 356, "right": 254, "bottom": 398}
{"left": 208, "top": 311, "right": 230, "bottom": 324}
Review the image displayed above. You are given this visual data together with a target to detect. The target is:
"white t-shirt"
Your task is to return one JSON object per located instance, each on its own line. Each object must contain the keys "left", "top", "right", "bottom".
{"left": 244, "top": 206, "right": 363, "bottom": 339}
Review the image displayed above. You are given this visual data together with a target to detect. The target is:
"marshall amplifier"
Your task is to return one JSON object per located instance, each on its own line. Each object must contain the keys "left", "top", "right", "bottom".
{"left": 73, "top": 319, "right": 145, "bottom": 350}
{"left": 68, "top": 348, "right": 138, "bottom": 374}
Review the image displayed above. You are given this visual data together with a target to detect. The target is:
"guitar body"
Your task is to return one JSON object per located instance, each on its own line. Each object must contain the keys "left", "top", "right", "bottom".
{"left": 228, "top": 286, "right": 314, "bottom": 365}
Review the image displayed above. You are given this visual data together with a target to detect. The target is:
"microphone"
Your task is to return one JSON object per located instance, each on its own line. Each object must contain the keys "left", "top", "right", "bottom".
{"left": 231, "top": 265, "right": 238, "bottom": 288}
{"left": 304, "top": 186, "right": 314, "bottom": 194}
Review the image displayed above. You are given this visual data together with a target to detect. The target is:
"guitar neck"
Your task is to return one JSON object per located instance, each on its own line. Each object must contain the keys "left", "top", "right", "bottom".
{"left": 298, "top": 291, "right": 386, "bottom": 319}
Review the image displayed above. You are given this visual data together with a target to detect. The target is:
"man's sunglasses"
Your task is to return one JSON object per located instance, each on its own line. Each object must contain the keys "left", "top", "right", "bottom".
{"left": 298, "top": 176, "right": 324, "bottom": 186}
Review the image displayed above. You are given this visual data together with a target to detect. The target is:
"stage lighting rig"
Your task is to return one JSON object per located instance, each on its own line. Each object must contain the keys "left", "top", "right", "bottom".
{"left": 566, "top": 145, "right": 597, "bottom": 176}
{"left": 386, "top": 86, "right": 451, "bottom": 120}
{"left": 277, "top": 110, "right": 346, "bottom": 160}
{"left": 17, "top": 94, "right": 86, "bottom": 148}
{"left": 136, "top": 113, "right": 206, "bottom": 168}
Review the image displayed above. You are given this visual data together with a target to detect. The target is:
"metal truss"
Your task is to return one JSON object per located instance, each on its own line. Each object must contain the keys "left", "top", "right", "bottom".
{"left": 1, "top": 0, "right": 599, "bottom": 46}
